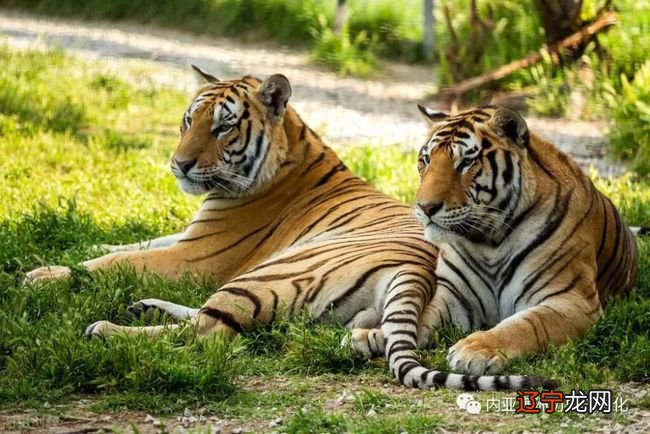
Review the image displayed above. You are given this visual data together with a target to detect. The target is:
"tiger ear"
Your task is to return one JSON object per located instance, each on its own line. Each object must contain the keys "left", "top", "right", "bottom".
{"left": 258, "top": 74, "right": 292, "bottom": 119}
{"left": 488, "top": 107, "right": 529, "bottom": 147}
{"left": 417, "top": 104, "right": 450, "bottom": 126}
{"left": 191, "top": 64, "right": 219, "bottom": 84}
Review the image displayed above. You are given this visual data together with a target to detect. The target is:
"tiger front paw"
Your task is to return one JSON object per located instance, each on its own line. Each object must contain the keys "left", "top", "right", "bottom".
{"left": 447, "top": 331, "right": 509, "bottom": 375}
{"left": 346, "top": 328, "right": 385, "bottom": 358}
{"left": 85, "top": 320, "right": 118, "bottom": 338}
{"left": 25, "top": 265, "right": 72, "bottom": 284}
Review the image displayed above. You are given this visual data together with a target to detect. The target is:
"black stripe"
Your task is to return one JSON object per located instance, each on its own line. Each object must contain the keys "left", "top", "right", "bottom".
{"left": 432, "top": 372, "right": 449, "bottom": 388}
{"left": 178, "top": 230, "right": 227, "bottom": 243}
{"left": 597, "top": 198, "right": 622, "bottom": 282}
{"left": 302, "top": 151, "right": 325, "bottom": 174}
{"left": 189, "top": 217, "right": 225, "bottom": 225}
{"left": 199, "top": 307, "right": 244, "bottom": 333}
{"left": 218, "top": 287, "right": 262, "bottom": 319}
{"left": 495, "top": 376, "right": 510, "bottom": 390}
{"left": 397, "top": 361, "right": 420, "bottom": 383}
{"left": 188, "top": 225, "right": 266, "bottom": 262}
{"left": 387, "top": 339, "right": 415, "bottom": 354}
{"left": 315, "top": 163, "right": 347, "bottom": 187}
{"left": 443, "top": 260, "right": 487, "bottom": 317}
{"left": 537, "top": 274, "right": 582, "bottom": 304}
{"left": 330, "top": 263, "right": 404, "bottom": 309}
{"left": 513, "top": 247, "right": 579, "bottom": 307}
{"left": 462, "top": 375, "right": 479, "bottom": 391}
{"left": 270, "top": 290, "right": 279, "bottom": 323}
{"left": 527, "top": 144, "right": 556, "bottom": 179}
{"left": 499, "top": 189, "right": 571, "bottom": 290}
{"left": 481, "top": 137, "right": 492, "bottom": 149}
{"left": 502, "top": 151, "right": 514, "bottom": 184}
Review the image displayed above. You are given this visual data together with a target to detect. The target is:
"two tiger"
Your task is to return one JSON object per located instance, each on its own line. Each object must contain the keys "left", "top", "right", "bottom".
{"left": 27, "top": 67, "right": 638, "bottom": 391}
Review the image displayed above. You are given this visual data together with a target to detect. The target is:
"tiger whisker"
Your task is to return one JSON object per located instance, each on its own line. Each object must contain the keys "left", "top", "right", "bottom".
{"left": 466, "top": 215, "right": 508, "bottom": 239}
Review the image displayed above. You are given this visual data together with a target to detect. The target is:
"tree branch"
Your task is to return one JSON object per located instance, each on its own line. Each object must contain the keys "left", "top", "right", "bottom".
{"left": 439, "top": 10, "right": 617, "bottom": 98}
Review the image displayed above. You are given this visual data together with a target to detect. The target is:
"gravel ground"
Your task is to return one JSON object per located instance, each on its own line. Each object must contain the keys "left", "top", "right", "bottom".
{"left": 0, "top": 10, "right": 624, "bottom": 176}
{"left": 1, "top": 380, "right": 648, "bottom": 433}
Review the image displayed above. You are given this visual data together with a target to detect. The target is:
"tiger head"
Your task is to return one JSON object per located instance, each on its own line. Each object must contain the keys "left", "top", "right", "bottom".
{"left": 414, "top": 105, "right": 532, "bottom": 245}
{"left": 171, "top": 66, "right": 292, "bottom": 197}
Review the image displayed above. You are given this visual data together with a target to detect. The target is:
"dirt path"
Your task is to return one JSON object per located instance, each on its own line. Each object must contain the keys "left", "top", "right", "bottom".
{"left": 2, "top": 380, "right": 649, "bottom": 433}
{"left": 0, "top": 10, "right": 623, "bottom": 175}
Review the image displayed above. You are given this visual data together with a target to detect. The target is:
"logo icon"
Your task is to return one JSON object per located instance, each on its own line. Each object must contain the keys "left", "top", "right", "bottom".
{"left": 456, "top": 393, "right": 482, "bottom": 414}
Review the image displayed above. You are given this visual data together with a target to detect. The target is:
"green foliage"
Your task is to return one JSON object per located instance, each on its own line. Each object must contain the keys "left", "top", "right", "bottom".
{"left": 352, "top": 389, "right": 396, "bottom": 413}
{"left": 311, "top": 26, "right": 379, "bottom": 77}
{"left": 604, "top": 61, "right": 650, "bottom": 175}
{"left": 341, "top": 145, "right": 419, "bottom": 204}
{"left": 435, "top": 0, "right": 649, "bottom": 175}
{"left": 436, "top": 0, "right": 544, "bottom": 84}
{"left": 0, "top": 48, "right": 85, "bottom": 132}
{"left": 522, "top": 54, "right": 573, "bottom": 118}
{"left": 283, "top": 408, "right": 445, "bottom": 434}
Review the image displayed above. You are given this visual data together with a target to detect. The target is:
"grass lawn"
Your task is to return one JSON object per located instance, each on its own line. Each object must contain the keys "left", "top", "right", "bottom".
{"left": 0, "top": 46, "right": 648, "bottom": 432}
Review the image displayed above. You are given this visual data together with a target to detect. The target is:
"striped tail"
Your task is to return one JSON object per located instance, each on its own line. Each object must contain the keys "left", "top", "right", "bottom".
{"left": 381, "top": 269, "right": 557, "bottom": 391}
{"left": 630, "top": 226, "right": 650, "bottom": 236}
{"left": 385, "top": 335, "right": 556, "bottom": 391}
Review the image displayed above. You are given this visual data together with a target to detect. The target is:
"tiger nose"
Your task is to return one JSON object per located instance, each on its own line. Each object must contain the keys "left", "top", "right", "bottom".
{"left": 418, "top": 202, "right": 443, "bottom": 217}
{"left": 174, "top": 158, "right": 197, "bottom": 175}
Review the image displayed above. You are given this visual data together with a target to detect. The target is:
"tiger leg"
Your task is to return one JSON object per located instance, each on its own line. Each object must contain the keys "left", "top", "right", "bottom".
{"left": 448, "top": 289, "right": 602, "bottom": 375}
{"left": 192, "top": 276, "right": 321, "bottom": 338}
{"left": 26, "top": 243, "right": 192, "bottom": 283}
{"left": 85, "top": 321, "right": 184, "bottom": 338}
{"left": 128, "top": 298, "right": 200, "bottom": 320}
{"left": 349, "top": 267, "right": 443, "bottom": 359}
{"left": 348, "top": 298, "right": 447, "bottom": 358}
{"left": 99, "top": 232, "right": 185, "bottom": 253}
{"left": 84, "top": 266, "right": 320, "bottom": 339}
{"left": 85, "top": 299, "right": 201, "bottom": 338}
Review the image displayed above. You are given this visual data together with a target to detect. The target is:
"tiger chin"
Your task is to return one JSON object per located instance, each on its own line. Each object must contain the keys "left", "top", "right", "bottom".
{"left": 413, "top": 104, "right": 638, "bottom": 381}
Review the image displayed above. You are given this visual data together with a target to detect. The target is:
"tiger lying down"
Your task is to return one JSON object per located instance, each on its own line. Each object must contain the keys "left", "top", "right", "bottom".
{"left": 27, "top": 67, "right": 638, "bottom": 391}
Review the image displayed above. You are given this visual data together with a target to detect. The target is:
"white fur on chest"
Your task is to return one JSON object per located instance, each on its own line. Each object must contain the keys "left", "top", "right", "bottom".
{"left": 434, "top": 210, "right": 556, "bottom": 328}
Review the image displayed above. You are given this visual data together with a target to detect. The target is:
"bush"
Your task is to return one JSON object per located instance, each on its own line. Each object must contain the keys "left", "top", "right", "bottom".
{"left": 605, "top": 61, "right": 650, "bottom": 175}
{"left": 435, "top": 0, "right": 544, "bottom": 84}
{"left": 311, "top": 26, "right": 379, "bottom": 77}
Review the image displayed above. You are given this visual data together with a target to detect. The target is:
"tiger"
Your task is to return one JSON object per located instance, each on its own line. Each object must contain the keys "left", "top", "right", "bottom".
{"left": 26, "top": 66, "right": 555, "bottom": 391}
{"left": 409, "top": 104, "right": 639, "bottom": 384}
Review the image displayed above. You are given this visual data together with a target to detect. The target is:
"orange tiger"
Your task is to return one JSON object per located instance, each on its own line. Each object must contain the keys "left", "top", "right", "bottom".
{"left": 26, "top": 68, "right": 555, "bottom": 390}
{"left": 407, "top": 104, "right": 639, "bottom": 384}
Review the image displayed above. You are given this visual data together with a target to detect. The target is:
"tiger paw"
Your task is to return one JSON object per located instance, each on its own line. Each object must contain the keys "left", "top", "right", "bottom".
{"left": 25, "top": 265, "right": 72, "bottom": 284}
{"left": 347, "top": 328, "right": 385, "bottom": 358}
{"left": 447, "top": 331, "right": 509, "bottom": 375}
{"left": 85, "top": 320, "right": 118, "bottom": 338}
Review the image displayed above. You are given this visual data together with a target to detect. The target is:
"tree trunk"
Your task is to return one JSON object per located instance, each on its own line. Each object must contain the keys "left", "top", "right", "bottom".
{"left": 422, "top": 0, "right": 435, "bottom": 61}
{"left": 534, "top": 0, "right": 585, "bottom": 58}
{"left": 333, "top": 0, "right": 348, "bottom": 36}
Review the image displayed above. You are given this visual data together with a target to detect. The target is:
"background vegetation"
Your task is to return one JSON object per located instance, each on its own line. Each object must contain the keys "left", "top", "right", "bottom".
{"left": 1, "top": 0, "right": 648, "bottom": 174}
{"left": 0, "top": 46, "right": 648, "bottom": 431}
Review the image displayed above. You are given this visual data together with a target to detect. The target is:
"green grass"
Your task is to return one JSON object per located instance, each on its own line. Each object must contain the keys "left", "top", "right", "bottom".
{"left": 0, "top": 46, "right": 648, "bottom": 431}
